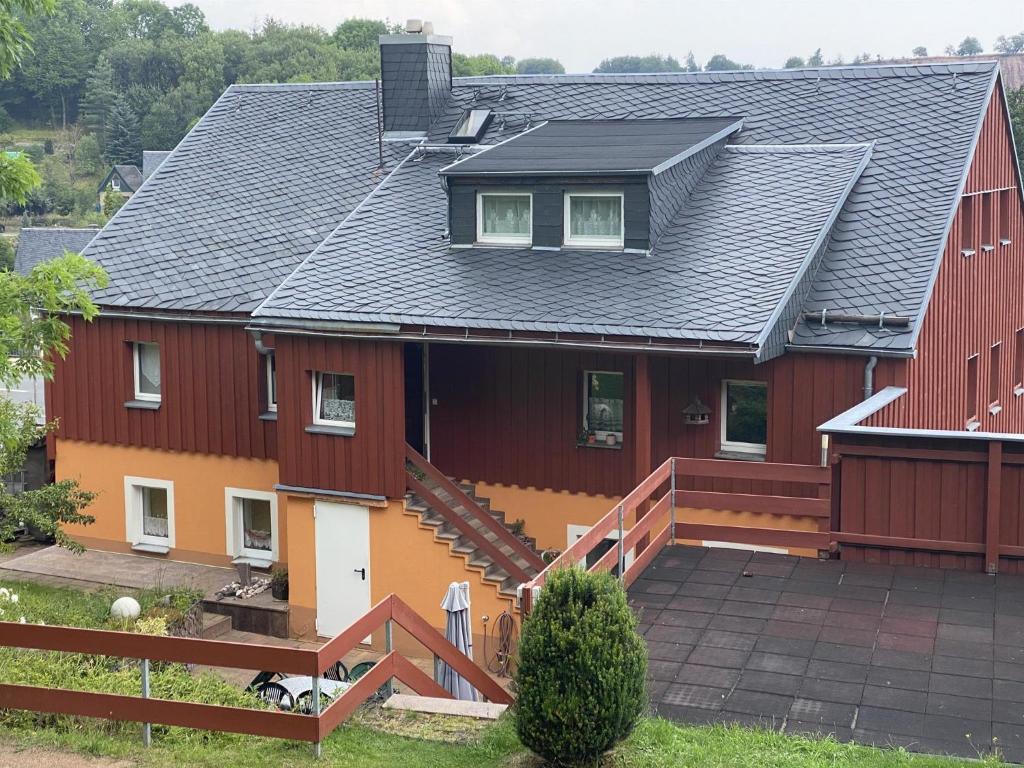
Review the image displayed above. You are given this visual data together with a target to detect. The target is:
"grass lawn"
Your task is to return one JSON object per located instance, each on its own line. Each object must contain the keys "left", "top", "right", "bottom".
{"left": 0, "top": 578, "right": 1011, "bottom": 767}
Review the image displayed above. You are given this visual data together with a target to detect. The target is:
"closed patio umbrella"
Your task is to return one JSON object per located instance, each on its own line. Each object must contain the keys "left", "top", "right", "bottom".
{"left": 435, "top": 581, "right": 477, "bottom": 701}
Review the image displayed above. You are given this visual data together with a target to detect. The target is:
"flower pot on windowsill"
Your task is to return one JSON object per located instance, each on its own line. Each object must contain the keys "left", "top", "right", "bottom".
{"left": 270, "top": 568, "right": 289, "bottom": 601}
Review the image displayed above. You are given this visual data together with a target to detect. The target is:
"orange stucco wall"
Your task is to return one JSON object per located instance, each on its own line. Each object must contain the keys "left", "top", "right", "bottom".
{"left": 56, "top": 439, "right": 282, "bottom": 567}
{"left": 284, "top": 495, "right": 317, "bottom": 638}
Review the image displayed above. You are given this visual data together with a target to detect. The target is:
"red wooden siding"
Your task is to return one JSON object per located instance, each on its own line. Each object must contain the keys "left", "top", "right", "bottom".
{"left": 274, "top": 335, "right": 404, "bottom": 499}
{"left": 48, "top": 317, "right": 276, "bottom": 459}
{"left": 430, "top": 344, "right": 905, "bottom": 499}
{"left": 876, "top": 83, "right": 1024, "bottom": 432}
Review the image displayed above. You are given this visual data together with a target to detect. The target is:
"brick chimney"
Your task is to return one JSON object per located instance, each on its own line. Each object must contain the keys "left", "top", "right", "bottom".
{"left": 379, "top": 20, "right": 452, "bottom": 137}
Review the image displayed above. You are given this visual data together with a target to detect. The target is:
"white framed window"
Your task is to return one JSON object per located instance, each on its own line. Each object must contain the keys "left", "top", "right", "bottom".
{"left": 582, "top": 370, "right": 624, "bottom": 444}
{"left": 476, "top": 192, "right": 532, "bottom": 245}
{"left": 313, "top": 372, "right": 356, "bottom": 428}
{"left": 132, "top": 342, "right": 161, "bottom": 402}
{"left": 111, "top": 177, "right": 121, "bottom": 191}
{"left": 564, "top": 192, "right": 624, "bottom": 248}
{"left": 266, "top": 352, "right": 277, "bottom": 413}
{"left": 225, "top": 488, "right": 278, "bottom": 566}
{"left": 720, "top": 379, "right": 768, "bottom": 456}
{"left": 124, "top": 476, "right": 174, "bottom": 552}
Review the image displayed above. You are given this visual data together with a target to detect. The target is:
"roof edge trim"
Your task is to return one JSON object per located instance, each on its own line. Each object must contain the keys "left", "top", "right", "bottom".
{"left": 437, "top": 120, "right": 549, "bottom": 175}
{"left": 650, "top": 119, "right": 743, "bottom": 176}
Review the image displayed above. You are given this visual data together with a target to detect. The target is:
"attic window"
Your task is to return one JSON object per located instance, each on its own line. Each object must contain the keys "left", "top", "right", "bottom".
{"left": 564, "top": 193, "right": 624, "bottom": 249}
{"left": 449, "top": 109, "right": 492, "bottom": 144}
{"left": 477, "top": 192, "right": 531, "bottom": 245}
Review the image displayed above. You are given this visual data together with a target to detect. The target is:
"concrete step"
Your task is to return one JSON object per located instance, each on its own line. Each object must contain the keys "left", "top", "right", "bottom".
{"left": 201, "top": 611, "right": 232, "bottom": 639}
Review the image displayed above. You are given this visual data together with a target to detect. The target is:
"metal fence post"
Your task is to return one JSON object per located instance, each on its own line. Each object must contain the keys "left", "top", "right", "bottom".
{"left": 311, "top": 674, "right": 322, "bottom": 759}
{"left": 384, "top": 618, "right": 394, "bottom": 699}
{"left": 140, "top": 658, "right": 151, "bottom": 748}
{"left": 616, "top": 504, "right": 625, "bottom": 582}
{"left": 670, "top": 458, "right": 677, "bottom": 546}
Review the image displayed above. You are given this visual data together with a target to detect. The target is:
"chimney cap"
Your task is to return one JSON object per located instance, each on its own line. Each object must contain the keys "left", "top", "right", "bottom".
{"left": 405, "top": 18, "right": 423, "bottom": 33}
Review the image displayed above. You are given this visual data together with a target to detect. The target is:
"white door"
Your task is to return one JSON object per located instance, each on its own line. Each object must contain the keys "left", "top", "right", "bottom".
{"left": 315, "top": 501, "right": 370, "bottom": 637}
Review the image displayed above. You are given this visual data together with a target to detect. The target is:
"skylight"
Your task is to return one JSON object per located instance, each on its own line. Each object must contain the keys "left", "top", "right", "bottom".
{"left": 449, "top": 109, "right": 492, "bottom": 143}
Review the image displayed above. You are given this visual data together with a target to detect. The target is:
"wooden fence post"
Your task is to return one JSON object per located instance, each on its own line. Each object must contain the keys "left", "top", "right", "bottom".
{"left": 986, "top": 440, "right": 1003, "bottom": 575}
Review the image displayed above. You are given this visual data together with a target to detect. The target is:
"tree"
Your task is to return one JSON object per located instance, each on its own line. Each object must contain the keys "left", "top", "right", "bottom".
{"left": 80, "top": 55, "right": 117, "bottom": 155}
{"left": 170, "top": 3, "right": 207, "bottom": 38}
{"left": 452, "top": 52, "right": 514, "bottom": 76}
{"left": 19, "top": 0, "right": 91, "bottom": 128}
{"left": 0, "top": 0, "right": 57, "bottom": 79}
{"left": 516, "top": 57, "right": 564, "bottom": 75}
{"left": 0, "top": 253, "right": 106, "bottom": 550}
{"left": 684, "top": 51, "right": 700, "bottom": 72}
{"left": 995, "top": 33, "right": 1024, "bottom": 54}
{"left": 807, "top": 48, "right": 824, "bottom": 66}
{"left": 949, "top": 37, "right": 983, "bottom": 56}
{"left": 593, "top": 54, "right": 682, "bottom": 73}
{"left": 704, "top": 53, "right": 752, "bottom": 71}
{"left": 912, "top": 46, "right": 928, "bottom": 57}
{"left": 332, "top": 18, "right": 392, "bottom": 50}
{"left": 784, "top": 56, "right": 805, "bottom": 69}
{"left": 104, "top": 98, "right": 141, "bottom": 166}
{"left": 1008, "top": 87, "right": 1024, "bottom": 178}
{"left": 0, "top": 236, "right": 12, "bottom": 270}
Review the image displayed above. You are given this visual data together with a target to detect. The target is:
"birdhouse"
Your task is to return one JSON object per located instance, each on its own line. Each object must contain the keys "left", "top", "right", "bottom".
{"left": 683, "top": 396, "right": 711, "bottom": 426}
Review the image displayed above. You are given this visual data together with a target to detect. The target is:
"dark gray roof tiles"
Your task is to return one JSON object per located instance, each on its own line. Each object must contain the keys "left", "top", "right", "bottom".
{"left": 13, "top": 227, "right": 98, "bottom": 274}
{"left": 82, "top": 82, "right": 406, "bottom": 313}
{"left": 416, "top": 62, "right": 999, "bottom": 352}
{"left": 141, "top": 151, "right": 170, "bottom": 181}
{"left": 253, "top": 143, "right": 871, "bottom": 349}
{"left": 113, "top": 164, "right": 144, "bottom": 191}
{"left": 438, "top": 117, "right": 741, "bottom": 176}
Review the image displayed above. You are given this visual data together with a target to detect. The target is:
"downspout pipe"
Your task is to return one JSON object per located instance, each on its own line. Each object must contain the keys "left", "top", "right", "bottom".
{"left": 250, "top": 329, "right": 272, "bottom": 356}
{"left": 863, "top": 355, "right": 878, "bottom": 400}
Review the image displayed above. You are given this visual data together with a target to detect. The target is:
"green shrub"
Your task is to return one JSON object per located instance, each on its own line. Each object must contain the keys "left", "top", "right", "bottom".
{"left": 514, "top": 567, "right": 647, "bottom": 766}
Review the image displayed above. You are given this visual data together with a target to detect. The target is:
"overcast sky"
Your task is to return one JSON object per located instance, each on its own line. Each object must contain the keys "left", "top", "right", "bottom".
{"left": 183, "top": 0, "right": 1024, "bottom": 72}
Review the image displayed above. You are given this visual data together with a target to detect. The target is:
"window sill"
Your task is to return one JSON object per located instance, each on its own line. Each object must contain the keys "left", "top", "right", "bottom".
{"left": 1001, "top": 239, "right": 1012, "bottom": 247}
{"left": 714, "top": 449, "right": 766, "bottom": 462}
{"left": 259, "top": 411, "right": 278, "bottom": 422}
{"left": 966, "top": 419, "right": 981, "bottom": 432}
{"left": 1015, "top": 385, "right": 1024, "bottom": 398}
{"left": 990, "top": 403, "right": 1003, "bottom": 416}
{"left": 961, "top": 248, "right": 976, "bottom": 258}
{"left": 125, "top": 399, "right": 161, "bottom": 410}
{"left": 131, "top": 542, "right": 169, "bottom": 555}
{"left": 305, "top": 424, "right": 355, "bottom": 437}
{"left": 231, "top": 555, "right": 273, "bottom": 570}
{"left": 982, "top": 244, "right": 995, "bottom": 253}
{"left": 576, "top": 440, "right": 622, "bottom": 451}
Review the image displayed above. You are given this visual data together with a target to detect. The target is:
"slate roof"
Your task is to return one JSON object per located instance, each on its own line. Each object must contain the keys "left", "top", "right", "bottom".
{"left": 82, "top": 82, "right": 406, "bottom": 313}
{"left": 13, "top": 227, "right": 97, "bottom": 274}
{"left": 113, "top": 164, "right": 144, "bottom": 191}
{"left": 254, "top": 143, "right": 871, "bottom": 345}
{"left": 142, "top": 151, "right": 170, "bottom": 181}
{"left": 438, "top": 117, "right": 742, "bottom": 176}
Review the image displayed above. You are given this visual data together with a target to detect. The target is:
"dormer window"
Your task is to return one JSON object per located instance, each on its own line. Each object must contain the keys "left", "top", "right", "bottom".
{"left": 564, "top": 193, "right": 624, "bottom": 249}
{"left": 477, "top": 192, "right": 532, "bottom": 246}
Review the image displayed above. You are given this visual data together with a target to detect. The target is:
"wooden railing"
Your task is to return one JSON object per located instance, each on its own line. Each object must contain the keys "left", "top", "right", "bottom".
{"left": 406, "top": 445, "right": 546, "bottom": 580}
{"left": 520, "top": 456, "right": 832, "bottom": 613}
{"left": 0, "top": 593, "right": 511, "bottom": 752}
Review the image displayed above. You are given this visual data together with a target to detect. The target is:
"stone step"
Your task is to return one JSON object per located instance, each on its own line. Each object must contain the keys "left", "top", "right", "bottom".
{"left": 201, "top": 611, "right": 232, "bottom": 639}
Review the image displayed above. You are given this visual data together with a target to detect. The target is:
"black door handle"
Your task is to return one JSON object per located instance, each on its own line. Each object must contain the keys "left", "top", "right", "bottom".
{"left": 354, "top": 568, "right": 366, "bottom": 581}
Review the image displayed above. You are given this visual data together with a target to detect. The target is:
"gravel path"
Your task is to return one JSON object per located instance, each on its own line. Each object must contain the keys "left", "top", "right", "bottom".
{"left": 0, "top": 741, "right": 135, "bottom": 768}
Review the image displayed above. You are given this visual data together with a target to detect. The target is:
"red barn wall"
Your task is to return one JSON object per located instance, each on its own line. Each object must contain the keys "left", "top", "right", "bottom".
{"left": 48, "top": 316, "right": 277, "bottom": 459}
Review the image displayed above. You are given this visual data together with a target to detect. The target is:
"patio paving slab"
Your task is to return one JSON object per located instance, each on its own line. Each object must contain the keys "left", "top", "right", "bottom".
{"left": 631, "top": 545, "right": 1024, "bottom": 762}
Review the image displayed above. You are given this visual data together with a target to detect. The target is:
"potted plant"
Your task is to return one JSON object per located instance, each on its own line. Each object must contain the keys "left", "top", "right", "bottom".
{"left": 270, "top": 568, "right": 289, "bottom": 601}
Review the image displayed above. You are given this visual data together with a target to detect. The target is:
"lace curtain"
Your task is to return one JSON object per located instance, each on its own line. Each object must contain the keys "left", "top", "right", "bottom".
{"left": 138, "top": 343, "right": 161, "bottom": 393}
{"left": 482, "top": 195, "right": 530, "bottom": 235}
{"left": 570, "top": 196, "right": 621, "bottom": 238}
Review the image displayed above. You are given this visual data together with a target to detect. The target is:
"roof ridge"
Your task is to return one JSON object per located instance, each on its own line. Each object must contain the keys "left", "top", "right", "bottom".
{"left": 227, "top": 81, "right": 376, "bottom": 93}
{"left": 726, "top": 143, "right": 874, "bottom": 154}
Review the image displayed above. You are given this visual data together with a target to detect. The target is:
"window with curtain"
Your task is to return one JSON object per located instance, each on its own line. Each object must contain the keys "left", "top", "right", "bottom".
{"left": 582, "top": 371, "right": 624, "bottom": 443}
{"left": 241, "top": 498, "right": 273, "bottom": 553}
{"left": 133, "top": 342, "right": 161, "bottom": 401}
{"left": 565, "top": 193, "right": 624, "bottom": 247}
{"left": 721, "top": 380, "right": 768, "bottom": 455}
{"left": 141, "top": 486, "right": 169, "bottom": 540}
{"left": 477, "top": 193, "right": 531, "bottom": 244}
{"left": 314, "top": 372, "right": 356, "bottom": 428}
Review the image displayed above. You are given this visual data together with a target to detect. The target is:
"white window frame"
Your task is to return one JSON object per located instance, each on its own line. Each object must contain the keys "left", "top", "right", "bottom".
{"left": 266, "top": 352, "right": 277, "bottom": 413}
{"left": 132, "top": 341, "right": 161, "bottom": 402}
{"left": 582, "top": 369, "right": 625, "bottom": 443}
{"left": 476, "top": 191, "right": 533, "bottom": 246}
{"left": 563, "top": 191, "right": 625, "bottom": 249}
{"left": 224, "top": 487, "right": 279, "bottom": 566}
{"left": 111, "top": 176, "right": 121, "bottom": 191}
{"left": 720, "top": 379, "right": 768, "bottom": 456}
{"left": 312, "top": 371, "right": 356, "bottom": 428}
{"left": 124, "top": 476, "right": 175, "bottom": 551}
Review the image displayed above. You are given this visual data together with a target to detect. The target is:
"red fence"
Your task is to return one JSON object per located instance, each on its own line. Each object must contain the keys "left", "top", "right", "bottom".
{"left": 0, "top": 593, "right": 511, "bottom": 750}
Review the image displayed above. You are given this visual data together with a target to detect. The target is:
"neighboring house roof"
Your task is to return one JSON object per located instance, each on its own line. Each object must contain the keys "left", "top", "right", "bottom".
{"left": 255, "top": 143, "right": 871, "bottom": 350}
{"left": 82, "top": 82, "right": 407, "bottom": 313}
{"left": 98, "top": 164, "right": 144, "bottom": 194}
{"left": 88, "top": 62, "right": 1005, "bottom": 357}
{"left": 13, "top": 227, "right": 98, "bottom": 274}
{"left": 439, "top": 117, "right": 742, "bottom": 176}
{"left": 142, "top": 151, "right": 171, "bottom": 181}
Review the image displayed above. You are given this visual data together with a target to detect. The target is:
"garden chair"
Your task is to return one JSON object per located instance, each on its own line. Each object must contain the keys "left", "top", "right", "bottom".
{"left": 256, "top": 681, "right": 294, "bottom": 711}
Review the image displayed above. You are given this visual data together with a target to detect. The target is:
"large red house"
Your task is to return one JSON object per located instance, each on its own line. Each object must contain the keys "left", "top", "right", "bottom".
{"left": 47, "top": 27, "right": 1024, "bottom": 642}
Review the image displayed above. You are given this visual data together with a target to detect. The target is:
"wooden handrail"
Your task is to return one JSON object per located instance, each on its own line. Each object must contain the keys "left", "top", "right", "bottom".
{"left": 674, "top": 457, "right": 831, "bottom": 485}
{"left": 406, "top": 445, "right": 546, "bottom": 572}
{"left": 407, "top": 474, "right": 533, "bottom": 583}
{"left": 675, "top": 490, "right": 831, "bottom": 518}
{"left": 590, "top": 492, "right": 672, "bottom": 575}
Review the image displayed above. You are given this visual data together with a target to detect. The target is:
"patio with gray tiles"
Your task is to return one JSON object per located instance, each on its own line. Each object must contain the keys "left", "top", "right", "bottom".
{"left": 629, "top": 545, "right": 1024, "bottom": 762}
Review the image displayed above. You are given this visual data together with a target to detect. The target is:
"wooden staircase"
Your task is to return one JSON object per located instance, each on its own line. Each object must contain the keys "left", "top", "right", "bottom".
{"left": 404, "top": 446, "right": 545, "bottom": 599}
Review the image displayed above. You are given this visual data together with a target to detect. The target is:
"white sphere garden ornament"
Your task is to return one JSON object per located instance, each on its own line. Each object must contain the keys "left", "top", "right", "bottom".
{"left": 110, "top": 596, "right": 141, "bottom": 620}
